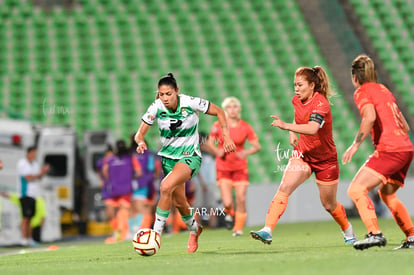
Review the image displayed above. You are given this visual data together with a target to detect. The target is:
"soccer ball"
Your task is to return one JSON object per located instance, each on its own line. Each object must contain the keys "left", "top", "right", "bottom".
{"left": 132, "top": 228, "right": 161, "bottom": 256}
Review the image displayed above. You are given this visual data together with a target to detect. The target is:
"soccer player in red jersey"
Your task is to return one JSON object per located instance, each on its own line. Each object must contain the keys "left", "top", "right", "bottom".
{"left": 209, "top": 97, "right": 261, "bottom": 237}
{"left": 342, "top": 55, "right": 414, "bottom": 250}
{"left": 250, "top": 66, "right": 356, "bottom": 245}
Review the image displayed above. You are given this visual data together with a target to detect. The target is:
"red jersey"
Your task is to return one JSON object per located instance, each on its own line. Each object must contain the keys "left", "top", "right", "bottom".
{"left": 209, "top": 119, "right": 258, "bottom": 171}
{"left": 354, "top": 82, "right": 413, "bottom": 152}
{"left": 292, "top": 91, "right": 337, "bottom": 163}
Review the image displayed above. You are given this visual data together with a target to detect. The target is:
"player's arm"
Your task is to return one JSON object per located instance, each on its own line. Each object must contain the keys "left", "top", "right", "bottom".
{"left": 206, "top": 103, "right": 236, "bottom": 153}
{"left": 245, "top": 139, "right": 261, "bottom": 156}
{"left": 23, "top": 166, "right": 49, "bottom": 181}
{"left": 342, "top": 104, "right": 375, "bottom": 164}
{"left": 289, "top": 120, "right": 299, "bottom": 147}
{"left": 270, "top": 115, "right": 320, "bottom": 136}
{"left": 135, "top": 122, "right": 151, "bottom": 154}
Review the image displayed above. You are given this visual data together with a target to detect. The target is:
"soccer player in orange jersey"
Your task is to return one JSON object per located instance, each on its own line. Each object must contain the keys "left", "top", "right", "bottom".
{"left": 342, "top": 55, "right": 414, "bottom": 250}
{"left": 209, "top": 97, "right": 261, "bottom": 237}
{"left": 250, "top": 66, "right": 356, "bottom": 245}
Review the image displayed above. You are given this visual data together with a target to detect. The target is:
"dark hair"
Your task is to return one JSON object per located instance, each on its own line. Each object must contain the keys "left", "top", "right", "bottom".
{"left": 27, "top": 146, "right": 37, "bottom": 153}
{"left": 295, "top": 66, "right": 334, "bottom": 101}
{"left": 158, "top": 73, "right": 178, "bottom": 89}
{"left": 351, "top": 54, "right": 377, "bottom": 85}
{"left": 115, "top": 139, "right": 129, "bottom": 157}
{"left": 105, "top": 144, "right": 113, "bottom": 153}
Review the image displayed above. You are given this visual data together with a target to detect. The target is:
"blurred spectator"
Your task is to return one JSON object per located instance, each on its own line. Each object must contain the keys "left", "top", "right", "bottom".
{"left": 102, "top": 140, "right": 141, "bottom": 243}
{"left": 17, "top": 146, "right": 49, "bottom": 246}
{"left": 129, "top": 135, "right": 156, "bottom": 234}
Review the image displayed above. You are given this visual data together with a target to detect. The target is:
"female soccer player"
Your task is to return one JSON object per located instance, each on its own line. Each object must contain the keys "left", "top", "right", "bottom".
{"left": 208, "top": 97, "right": 261, "bottom": 237}
{"left": 342, "top": 55, "right": 414, "bottom": 250}
{"left": 134, "top": 73, "right": 236, "bottom": 253}
{"left": 250, "top": 66, "right": 356, "bottom": 245}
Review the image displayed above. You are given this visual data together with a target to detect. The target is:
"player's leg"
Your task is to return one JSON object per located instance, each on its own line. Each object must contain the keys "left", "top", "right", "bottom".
{"left": 317, "top": 183, "right": 356, "bottom": 244}
{"left": 217, "top": 171, "right": 234, "bottom": 229}
{"left": 316, "top": 163, "right": 356, "bottom": 244}
{"left": 250, "top": 158, "right": 311, "bottom": 244}
{"left": 232, "top": 182, "right": 248, "bottom": 237}
{"left": 347, "top": 167, "right": 385, "bottom": 249}
{"left": 377, "top": 152, "right": 414, "bottom": 249}
{"left": 154, "top": 161, "right": 192, "bottom": 235}
{"left": 116, "top": 195, "right": 131, "bottom": 241}
{"left": 379, "top": 183, "right": 414, "bottom": 249}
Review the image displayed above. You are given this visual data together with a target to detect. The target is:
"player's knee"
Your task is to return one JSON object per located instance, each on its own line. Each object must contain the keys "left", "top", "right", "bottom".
{"left": 347, "top": 182, "right": 368, "bottom": 202}
{"left": 321, "top": 201, "right": 336, "bottom": 212}
{"left": 159, "top": 183, "right": 174, "bottom": 197}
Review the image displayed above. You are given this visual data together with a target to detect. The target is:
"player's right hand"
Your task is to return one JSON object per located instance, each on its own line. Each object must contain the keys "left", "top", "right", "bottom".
{"left": 136, "top": 141, "right": 147, "bottom": 154}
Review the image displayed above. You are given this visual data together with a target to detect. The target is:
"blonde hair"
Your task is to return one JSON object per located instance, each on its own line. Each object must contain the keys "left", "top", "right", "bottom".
{"left": 351, "top": 54, "right": 377, "bottom": 84}
{"left": 221, "top": 97, "right": 241, "bottom": 119}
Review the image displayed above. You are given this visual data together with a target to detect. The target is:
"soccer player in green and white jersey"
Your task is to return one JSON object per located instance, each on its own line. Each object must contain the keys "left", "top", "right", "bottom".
{"left": 135, "top": 73, "right": 236, "bottom": 253}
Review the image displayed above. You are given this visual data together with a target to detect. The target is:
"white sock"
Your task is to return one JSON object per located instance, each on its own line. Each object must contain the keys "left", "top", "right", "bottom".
{"left": 153, "top": 214, "right": 167, "bottom": 235}
{"left": 184, "top": 217, "right": 198, "bottom": 234}
{"left": 407, "top": 236, "right": 414, "bottom": 242}
{"left": 343, "top": 223, "right": 354, "bottom": 237}
{"left": 262, "top": 226, "right": 272, "bottom": 235}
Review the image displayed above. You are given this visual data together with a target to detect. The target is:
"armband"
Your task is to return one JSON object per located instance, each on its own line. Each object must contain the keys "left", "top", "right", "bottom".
{"left": 309, "top": 113, "right": 325, "bottom": 128}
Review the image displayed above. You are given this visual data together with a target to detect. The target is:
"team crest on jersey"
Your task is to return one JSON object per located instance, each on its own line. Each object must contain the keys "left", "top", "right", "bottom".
{"left": 181, "top": 108, "right": 189, "bottom": 117}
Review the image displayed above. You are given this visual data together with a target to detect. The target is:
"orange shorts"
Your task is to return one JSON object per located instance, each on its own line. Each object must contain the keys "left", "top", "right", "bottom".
{"left": 216, "top": 168, "right": 249, "bottom": 186}
{"left": 363, "top": 150, "right": 413, "bottom": 186}
{"left": 287, "top": 158, "right": 339, "bottom": 185}
{"left": 104, "top": 194, "right": 132, "bottom": 208}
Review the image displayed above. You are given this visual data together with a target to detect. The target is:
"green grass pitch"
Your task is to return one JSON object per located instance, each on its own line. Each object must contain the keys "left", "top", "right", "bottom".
{"left": 0, "top": 218, "right": 413, "bottom": 275}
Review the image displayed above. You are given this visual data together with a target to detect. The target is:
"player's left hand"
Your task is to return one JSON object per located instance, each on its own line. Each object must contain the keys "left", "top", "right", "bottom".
{"left": 270, "top": 115, "right": 287, "bottom": 130}
{"left": 342, "top": 143, "right": 359, "bottom": 164}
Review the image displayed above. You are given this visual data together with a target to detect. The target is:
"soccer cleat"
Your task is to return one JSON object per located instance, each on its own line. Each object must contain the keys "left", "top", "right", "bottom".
{"left": 250, "top": 230, "right": 272, "bottom": 245}
{"left": 232, "top": 230, "right": 243, "bottom": 237}
{"left": 187, "top": 224, "right": 203, "bottom": 253}
{"left": 224, "top": 214, "right": 234, "bottom": 230}
{"left": 353, "top": 232, "right": 387, "bottom": 250}
{"left": 342, "top": 224, "right": 357, "bottom": 245}
{"left": 394, "top": 240, "right": 414, "bottom": 250}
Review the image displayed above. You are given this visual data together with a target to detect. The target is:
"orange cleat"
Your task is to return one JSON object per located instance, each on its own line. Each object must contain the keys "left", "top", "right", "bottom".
{"left": 187, "top": 225, "right": 203, "bottom": 253}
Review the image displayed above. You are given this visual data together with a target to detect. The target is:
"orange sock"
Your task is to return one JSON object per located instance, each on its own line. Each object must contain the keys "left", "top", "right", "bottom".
{"left": 109, "top": 218, "right": 118, "bottom": 231}
{"left": 233, "top": 211, "right": 247, "bottom": 232}
{"left": 265, "top": 191, "right": 289, "bottom": 231}
{"left": 379, "top": 192, "right": 414, "bottom": 237}
{"left": 225, "top": 207, "right": 234, "bottom": 217}
{"left": 329, "top": 202, "right": 349, "bottom": 231}
{"left": 348, "top": 183, "right": 380, "bottom": 234}
{"left": 117, "top": 207, "right": 130, "bottom": 239}
{"left": 173, "top": 211, "right": 187, "bottom": 234}
{"left": 140, "top": 214, "right": 154, "bottom": 229}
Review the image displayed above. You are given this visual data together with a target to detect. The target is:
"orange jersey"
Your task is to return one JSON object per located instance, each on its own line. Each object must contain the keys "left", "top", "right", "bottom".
{"left": 292, "top": 91, "right": 337, "bottom": 163}
{"left": 209, "top": 120, "right": 258, "bottom": 171}
{"left": 354, "top": 82, "right": 413, "bottom": 152}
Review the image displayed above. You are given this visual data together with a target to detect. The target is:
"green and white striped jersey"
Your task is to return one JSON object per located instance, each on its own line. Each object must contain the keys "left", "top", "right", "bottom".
{"left": 141, "top": 94, "right": 210, "bottom": 159}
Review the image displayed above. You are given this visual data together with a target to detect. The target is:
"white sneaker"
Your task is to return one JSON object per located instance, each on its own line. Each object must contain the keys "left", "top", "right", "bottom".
{"left": 20, "top": 239, "right": 29, "bottom": 247}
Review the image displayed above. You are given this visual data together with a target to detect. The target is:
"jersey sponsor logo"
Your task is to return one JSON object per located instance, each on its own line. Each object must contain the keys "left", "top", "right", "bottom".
{"left": 169, "top": 119, "right": 183, "bottom": 131}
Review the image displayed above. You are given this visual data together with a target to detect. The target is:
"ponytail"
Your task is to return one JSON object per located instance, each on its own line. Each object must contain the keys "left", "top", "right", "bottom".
{"left": 295, "top": 66, "right": 334, "bottom": 101}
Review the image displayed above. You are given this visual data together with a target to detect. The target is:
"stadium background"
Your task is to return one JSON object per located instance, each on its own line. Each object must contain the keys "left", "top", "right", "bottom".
{"left": 0, "top": 0, "right": 413, "bottom": 184}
